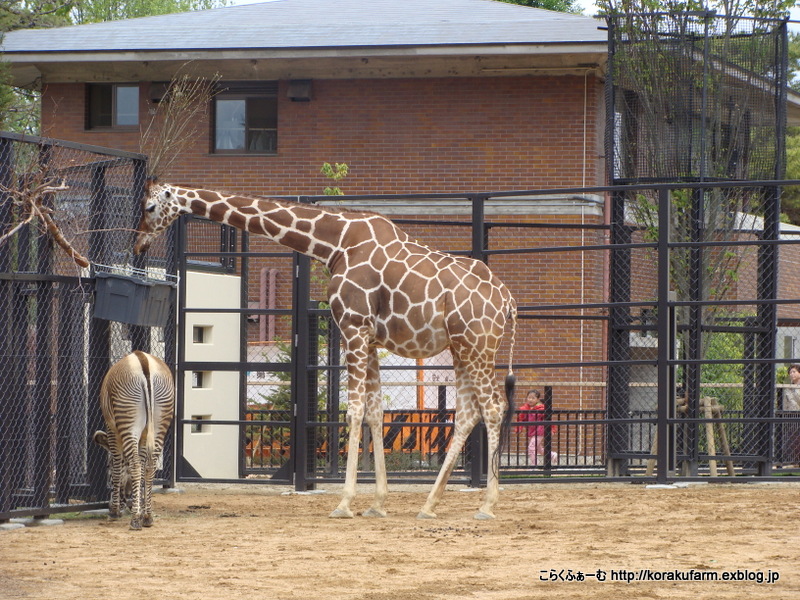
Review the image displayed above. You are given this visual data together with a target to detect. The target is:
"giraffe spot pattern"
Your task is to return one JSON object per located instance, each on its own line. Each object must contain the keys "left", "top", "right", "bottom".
{"left": 136, "top": 182, "right": 518, "bottom": 518}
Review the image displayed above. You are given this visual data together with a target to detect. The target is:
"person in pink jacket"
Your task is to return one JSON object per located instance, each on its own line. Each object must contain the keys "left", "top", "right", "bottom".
{"left": 516, "top": 389, "right": 558, "bottom": 466}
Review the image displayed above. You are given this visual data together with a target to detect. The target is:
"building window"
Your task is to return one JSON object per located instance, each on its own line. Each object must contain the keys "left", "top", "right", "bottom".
{"left": 213, "top": 83, "right": 277, "bottom": 154}
{"left": 193, "top": 325, "right": 211, "bottom": 344}
{"left": 192, "top": 371, "right": 210, "bottom": 389}
{"left": 190, "top": 415, "right": 211, "bottom": 434}
{"left": 86, "top": 83, "right": 139, "bottom": 129}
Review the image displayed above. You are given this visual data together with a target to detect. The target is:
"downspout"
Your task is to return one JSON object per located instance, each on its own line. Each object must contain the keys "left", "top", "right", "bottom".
{"left": 260, "top": 267, "right": 278, "bottom": 341}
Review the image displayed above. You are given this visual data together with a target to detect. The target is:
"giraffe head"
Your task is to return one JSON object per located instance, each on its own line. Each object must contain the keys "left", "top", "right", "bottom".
{"left": 133, "top": 181, "right": 186, "bottom": 254}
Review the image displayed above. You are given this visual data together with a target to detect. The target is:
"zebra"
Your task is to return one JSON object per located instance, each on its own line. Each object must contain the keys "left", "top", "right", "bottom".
{"left": 92, "top": 351, "right": 175, "bottom": 530}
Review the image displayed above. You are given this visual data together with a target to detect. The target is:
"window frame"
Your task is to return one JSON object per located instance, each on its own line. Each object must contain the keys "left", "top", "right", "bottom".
{"left": 212, "top": 82, "right": 278, "bottom": 155}
{"left": 85, "top": 83, "right": 140, "bottom": 130}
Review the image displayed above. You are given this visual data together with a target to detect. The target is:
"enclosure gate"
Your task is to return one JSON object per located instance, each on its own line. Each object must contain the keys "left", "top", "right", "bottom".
{"left": 0, "top": 132, "right": 177, "bottom": 522}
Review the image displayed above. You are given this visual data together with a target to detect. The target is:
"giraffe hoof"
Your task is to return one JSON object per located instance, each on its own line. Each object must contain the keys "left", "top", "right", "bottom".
{"left": 329, "top": 508, "right": 354, "bottom": 519}
{"left": 416, "top": 511, "right": 437, "bottom": 520}
{"left": 474, "top": 511, "right": 495, "bottom": 520}
{"left": 361, "top": 507, "right": 386, "bottom": 518}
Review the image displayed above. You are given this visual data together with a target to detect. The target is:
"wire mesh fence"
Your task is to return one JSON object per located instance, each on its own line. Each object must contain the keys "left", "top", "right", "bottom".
{"left": 166, "top": 177, "right": 800, "bottom": 490}
{"left": 607, "top": 11, "right": 786, "bottom": 183}
{"left": 0, "top": 132, "right": 176, "bottom": 521}
{"left": 2, "top": 12, "right": 798, "bottom": 516}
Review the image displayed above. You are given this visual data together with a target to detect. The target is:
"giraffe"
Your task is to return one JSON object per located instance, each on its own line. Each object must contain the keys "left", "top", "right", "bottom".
{"left": 134, "top": 182, "right": 517, "bottom": 520}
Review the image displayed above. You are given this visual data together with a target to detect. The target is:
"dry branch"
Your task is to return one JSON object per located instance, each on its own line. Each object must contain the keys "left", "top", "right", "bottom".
{"left": 0, "top": 178, "right": 90, "bottom": 268}
{"left": 140, "top": 68, "right": 220, "bottom": 180}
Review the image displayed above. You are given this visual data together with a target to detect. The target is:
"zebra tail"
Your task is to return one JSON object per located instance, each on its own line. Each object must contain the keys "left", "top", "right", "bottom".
{"left": 134, "top": 351, "right": 156, "bottom": 464}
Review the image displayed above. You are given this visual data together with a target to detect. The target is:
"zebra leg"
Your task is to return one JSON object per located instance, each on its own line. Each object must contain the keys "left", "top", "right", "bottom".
{"left": 109, "top": 453, "right": 125, "bottom": 519}
{"left": 126, "top": 443, "right": 144, "bottom": 530}
{"left": 105, "top": 434, "right": 125, "bottom": 520}
{"left": 142, "top": 450, "right": 157, "bottom": 528}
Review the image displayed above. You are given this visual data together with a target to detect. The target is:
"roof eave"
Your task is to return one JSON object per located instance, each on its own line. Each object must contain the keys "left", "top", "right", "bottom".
{"left": 4, "top": 43, "right": 610, "bottom": 88}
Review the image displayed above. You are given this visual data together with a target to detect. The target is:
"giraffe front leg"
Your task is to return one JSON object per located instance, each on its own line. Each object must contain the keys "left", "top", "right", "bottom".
{"left": 330, "top": 406, "right": 364, "bottom": 518}
{"left": 330, "top": 330, "right": 371, "bottom": 519}
{"left": 361, "top": 416, "right": 388, "bottom": 518}
{"left": 362, "top": 349, "right": 388, "bottom": 518}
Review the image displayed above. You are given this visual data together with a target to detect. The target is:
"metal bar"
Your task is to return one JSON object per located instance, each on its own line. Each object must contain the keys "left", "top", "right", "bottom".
{"left": 292, "top": 253, "right": 312, "bottom": 491}
{"left": 656, "top": 188, "right": 672, "bottom": 484}
{"left": 0, "top": 130, "right": 147, "bottom": 161}
{"left": 469, "top": 194, "right": 487, "bottom": 488}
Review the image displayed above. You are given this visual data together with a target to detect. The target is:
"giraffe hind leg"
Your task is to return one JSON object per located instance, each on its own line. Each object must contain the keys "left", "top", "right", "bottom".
{"left": 476, "top": 400, "right": 504, "bottom": 520}
{"left": 417, "top": 411, "right": 481, "bottom": 519}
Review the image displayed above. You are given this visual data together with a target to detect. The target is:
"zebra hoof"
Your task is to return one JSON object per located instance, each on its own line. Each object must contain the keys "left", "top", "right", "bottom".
{"left": 142, "top": 515, "right": 154, "bottom": 528}
{"left": 129, "top": 518, "right": 143, "bottom": 530}
{"left": 108, "top": 510, "right": 122, "bottom": 521}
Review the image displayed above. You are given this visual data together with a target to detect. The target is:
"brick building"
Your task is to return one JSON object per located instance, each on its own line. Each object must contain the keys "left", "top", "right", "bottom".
{"left": 1, "top": 0, "right": 614, "bottom": 413}
{"left": 7, "top": 0, "right": 800, "bottom": 431}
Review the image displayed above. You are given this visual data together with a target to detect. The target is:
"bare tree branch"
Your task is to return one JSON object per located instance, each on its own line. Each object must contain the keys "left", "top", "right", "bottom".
{"left": 0, "top": 178, "right": 90, "bottom": 268}
{"left": 140, "top": 67, "right": 220, "bottom": 180}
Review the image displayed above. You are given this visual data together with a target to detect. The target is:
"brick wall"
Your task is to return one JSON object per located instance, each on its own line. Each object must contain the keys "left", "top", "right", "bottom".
{"left": 40, "top": 74, "right": 608, "bottom": 411}
{"left": 238, "top": 208, "right": 609, "bottom": 412}
{"left": 41, "top": 75, "right": 604, "bottom": 195}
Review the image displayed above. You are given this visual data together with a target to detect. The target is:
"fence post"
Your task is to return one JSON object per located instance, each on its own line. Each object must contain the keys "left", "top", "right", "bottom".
{"left": 469, "top": 194, "right": 488, "bottom": 487}
{"left": 292, "top": 252, "right": 313, "bottom": 491}
{"left": 31, "top": 142, "right": 56, "bottom": 509}
{"left": 607, "top": 189, "right": 632, "bottom": 476}
{"left": 86, "top": 164, "right": 111, "bottom": 499}
{"left": 543, "top": 386, "right": 553, "bottom": 472}
{"left": 656, "top": 188, "right": 673, "bottom": 484}
{"left": 0, "top": 136, "right": 14, "bottom": 516}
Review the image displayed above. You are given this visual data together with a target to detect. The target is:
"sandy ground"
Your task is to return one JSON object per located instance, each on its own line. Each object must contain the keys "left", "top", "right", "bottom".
{"left": 1, "top": 481, "right": 798, "bottom": 600}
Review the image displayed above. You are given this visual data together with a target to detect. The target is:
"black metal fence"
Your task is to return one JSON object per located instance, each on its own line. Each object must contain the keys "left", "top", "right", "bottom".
{"left": 0, "top": 132, "right": 176, "bottom": 522}
{"left": 4, "top": 157, "right": 800, "bottom": 523}
{"left": 171, "top": 178, "right": 800, "bottom": 491}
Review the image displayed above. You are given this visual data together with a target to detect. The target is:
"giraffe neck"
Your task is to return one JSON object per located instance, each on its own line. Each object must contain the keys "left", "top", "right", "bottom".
{"left": 174, "top": 186, "right": 350, "bottom": 263}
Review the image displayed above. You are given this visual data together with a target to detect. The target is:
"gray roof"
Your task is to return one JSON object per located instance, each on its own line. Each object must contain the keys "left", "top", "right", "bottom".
{"left": 2, "top": 0, "right": 607, "bottom": 53}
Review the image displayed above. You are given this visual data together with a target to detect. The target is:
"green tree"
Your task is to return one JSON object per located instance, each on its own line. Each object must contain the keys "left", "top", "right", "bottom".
{"left": 71, "top": 0, "right": 225, "bottom": 24}
{"left": 496, "top": 0, "right": 583, "bottom": 13}
{"left": 603, "top": 0, "right": 792, "bottom": 403}
{"left": 784, "top": 123, "right": 800, "bottom": 224}
{"left": 596, "top": 0, "right": 794, "bottom": 17}
{"left": 0, "top": 0, "right": 227, "bottom": 134}
{"left": 784, "top": 33, "right": 800, "bottom": 224}
{"left": 1, "top": 2, "right": 73, "bottom": 131}
{"left": 0, "top": 1, "right": 73, "bottom": 31}
{"left": 320, "top": 162, "right": 349, "bottom": 196}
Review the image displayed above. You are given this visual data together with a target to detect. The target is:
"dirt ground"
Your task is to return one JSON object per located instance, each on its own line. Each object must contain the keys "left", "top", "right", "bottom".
{"left": 1, "top": 481, "right": 798, "bottom": 600}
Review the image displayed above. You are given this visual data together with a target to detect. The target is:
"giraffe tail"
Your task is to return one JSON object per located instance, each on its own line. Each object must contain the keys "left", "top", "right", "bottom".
{"left": 498, "top": 299, "right": 518, "bottom": 461}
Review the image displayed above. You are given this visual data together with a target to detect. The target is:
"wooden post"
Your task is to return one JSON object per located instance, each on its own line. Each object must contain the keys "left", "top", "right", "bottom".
{"left": 646, "top": 396, "right": 687, "bottom": 477}
{"left": 701, "top": 397, "right": 735, "bottom": 476}
{"left": 703, "top": 399, "right": 718, "bottom": 476}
